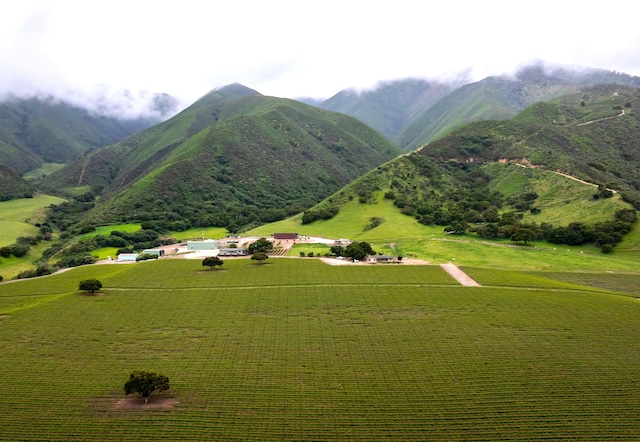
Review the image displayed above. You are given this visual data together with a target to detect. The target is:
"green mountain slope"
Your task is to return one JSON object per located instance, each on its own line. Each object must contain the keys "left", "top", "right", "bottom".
{"left": 0, "top": 95, "right": 176, "bottom": 175}
{"left": 44, "top": 84, "right": 402, "bottom": 231}
{"left": 320, "top": 64, "right": 640, "bottom": 151}
{"left": 0, "top": 165, "right": 33, "bottom": 201}
{"left": 320, "top": 78, "right": 458, "bottom": 141}
{"left": 252, "top": 86, "right": 639, "bottom": 263}
{"left": 424, "top": 84, "right": 640, "bottom": 202}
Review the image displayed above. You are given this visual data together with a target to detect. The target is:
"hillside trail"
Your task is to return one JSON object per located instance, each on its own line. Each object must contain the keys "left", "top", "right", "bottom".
{"left": 576, "top": 108, "right": 625, "bottom": 126}
{"left": 511, "top": 163, "right": 617, "bottom": 193}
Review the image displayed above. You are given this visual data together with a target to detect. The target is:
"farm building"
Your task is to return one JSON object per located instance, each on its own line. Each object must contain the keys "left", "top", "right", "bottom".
{"left": 274, "top": 233, "right": 298, "bottom": 241}
{"left": 367, "top": 255, "right": 395, "bottom": 264}
{"left": 218, "top": 248, "right": 248, "bottom": 256}
{"left": 142, "top": 248, "right": 165, "bottom": 257}
{"left": 334, "top": 238, "right": 351, "bottom": 246}
{"left": 117, "top": 253, "right": 139, "bottom": 262}
{"left": 187, "top": 240, "right": 220, "bottom": 251}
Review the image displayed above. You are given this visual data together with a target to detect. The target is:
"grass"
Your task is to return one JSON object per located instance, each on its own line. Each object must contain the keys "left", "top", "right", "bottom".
{"left": 0, "top": 195, "right": 67, "bottom": 280}
{"left": 171, "top": 227, "right": 228, "bottom": 241}
{"left": 22, "top": 162, "right": 66, "bottom": 180}
{"left": 486, "top": 163, "right": 629, "bottom": 225}
{"left": 0, "top": 258, "right": 639, "bottom": 440}
{"left": 249, "top": 194, "right": 640, "bottom": 272}
{"left": 77, "top": 223, "right": 142, "bottom": 241}
{"left": 0, "top": 194, "right": 65, "bottom": 247}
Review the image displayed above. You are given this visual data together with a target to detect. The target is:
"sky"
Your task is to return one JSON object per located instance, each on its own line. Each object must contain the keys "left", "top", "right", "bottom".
{"left": 2, "top": 0, "right": 640, "bottom": 117}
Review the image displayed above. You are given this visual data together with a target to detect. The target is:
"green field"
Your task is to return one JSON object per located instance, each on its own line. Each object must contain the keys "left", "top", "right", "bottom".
{"left": 249, "top": 195, "right": 640, "bottom": 272}
{"left": 0, "top": 195, "right": 67, "bottom": 280}
{"left": 0, "top": 195, "right": 65, "bottom": 247}
{"left": 1, "top": 258, "right": 640, "bottom": 440}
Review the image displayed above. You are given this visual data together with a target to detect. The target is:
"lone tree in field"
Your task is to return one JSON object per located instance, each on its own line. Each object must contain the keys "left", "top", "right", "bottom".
{"left": 79, "top": 279, "right": 102, "bottom": 294}
{"left": 124, "top": 371, "right": 170, "bottom": 404}
{"left": 251, "top": 252, "right": 269, "bottom": 264}
{"left": 202, "top": 256, "right": 224, "bottom": 270}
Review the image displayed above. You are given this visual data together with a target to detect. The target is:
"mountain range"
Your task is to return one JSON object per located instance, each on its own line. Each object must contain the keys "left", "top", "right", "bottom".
{"left": 0, "top": 92, "right": 179, "bottom": 174}
{"left": 1, "top": 62, "right": 639, "bottom": 235}
{"left": 317, "top": 63, "right": 640, "bottom": 150}
{"left": 40, "top": 84, "right": 401, "bottom": 231}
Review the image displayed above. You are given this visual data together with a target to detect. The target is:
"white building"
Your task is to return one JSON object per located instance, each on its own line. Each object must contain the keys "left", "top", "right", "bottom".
{"left": 186, "top": 240, "right": 220, "bottom": 251}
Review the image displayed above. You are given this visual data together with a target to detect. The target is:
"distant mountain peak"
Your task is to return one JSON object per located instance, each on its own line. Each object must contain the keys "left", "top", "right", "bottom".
{"left": 209, "top": 83, "right": 261, "bottom": 98}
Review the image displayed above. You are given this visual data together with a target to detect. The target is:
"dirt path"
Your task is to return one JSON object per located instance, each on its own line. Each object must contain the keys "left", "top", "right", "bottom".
{"left": 440, "top": 263, "right": 481, "bottom": 287}
{"left": 576, "top": 108, "right": 625, "bottom": 126}
{"left": 511, "top": 161, "right": 617, "bottom": 193}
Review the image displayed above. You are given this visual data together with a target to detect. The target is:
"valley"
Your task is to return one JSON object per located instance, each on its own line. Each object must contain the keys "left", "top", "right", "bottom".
{"left": 1, "top": 64, "right": 639, "bottom": 440}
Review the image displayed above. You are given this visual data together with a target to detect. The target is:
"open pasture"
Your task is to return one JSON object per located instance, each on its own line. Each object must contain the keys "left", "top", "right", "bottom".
{"left": 1, "top": 258, "right": 640, "bottom": 440}
{"left": 0, "top": 195, "right": 65, "bottom": 247}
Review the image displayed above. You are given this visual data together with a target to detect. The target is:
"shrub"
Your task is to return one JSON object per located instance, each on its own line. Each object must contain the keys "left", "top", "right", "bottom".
{"left": 10, "top": 244, "right": 30, "bottom": 258}
{"left": 136, "top": 253, "right": 159, "bottom": 261}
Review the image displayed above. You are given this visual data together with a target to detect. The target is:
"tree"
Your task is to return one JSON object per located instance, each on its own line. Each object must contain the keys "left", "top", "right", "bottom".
{"left": 251, "top": 252, "right": 269, "bottom": 264}
{"left": 124, "top": 371, "right": 170, "bottom": 403}
{"left": 79, "top": 279, "right": 102, "bottom": 294}
{"left": 344, "top": 243, "right": 367, "bottom": 261}
{"left": 247, "top": 238, "right": 274, "bottom": 254}
{"left": 511, "top": 227, "right": 536, "bottom": 244}
{"left": 202, "top": 256, "right": 224, "bottom": 270}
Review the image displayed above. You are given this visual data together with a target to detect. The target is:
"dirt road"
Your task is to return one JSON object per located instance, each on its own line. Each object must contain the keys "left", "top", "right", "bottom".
{"left": 440, "top": 263, "right": 481, "bottom": 287}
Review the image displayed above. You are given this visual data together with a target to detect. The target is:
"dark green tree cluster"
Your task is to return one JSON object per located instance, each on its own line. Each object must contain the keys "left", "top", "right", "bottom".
{"left": 330, "top": 242, "right": 376, "bottom": 261}
{"left": 46, "top": 192, "right": 96, "bottom": 233}
{"left": 545, "top": 209, "right": 636, "bottom": 252}
{"left": 247, "top": 238, "right": 274, "bottom": 254}
{"left": 472, "top": 208, "right": 636, "bottom": 252}
{"left": 43, "top": 229, "right": 175, "bottom": 271}
{"left": 301, "top": 206, "right": 339, "bottom": 224}
{"left": 0, "top": 232, "right": 51, "bottom": 261}
{"left": 391, "top": 160, "right": 505, "bottom": 233}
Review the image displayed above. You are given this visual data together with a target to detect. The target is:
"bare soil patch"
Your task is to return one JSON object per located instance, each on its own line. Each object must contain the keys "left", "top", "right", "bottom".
{"left": 79, "top": 292, "right": 105, "bottom": 297}
{"left": 114, "top": 396, "right": 179, "bottom": 410}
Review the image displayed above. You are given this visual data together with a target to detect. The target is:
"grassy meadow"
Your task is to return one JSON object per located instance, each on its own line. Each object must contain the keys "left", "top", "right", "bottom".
{"left": 0, "top": 195, "right": 66, "bottom": 279}
{"left": 1, "top": 258, "right": 640, "bottom": 441}
{"left": 0, "top": 195, "right": 65, "bottom": 246}
{"left": 249, "top": 194, "right": 640, "bottom": 272}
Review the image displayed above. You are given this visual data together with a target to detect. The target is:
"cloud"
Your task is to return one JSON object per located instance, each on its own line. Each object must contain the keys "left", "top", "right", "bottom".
{"left": 2, "top": 0, "right": 640, "bottom": 115}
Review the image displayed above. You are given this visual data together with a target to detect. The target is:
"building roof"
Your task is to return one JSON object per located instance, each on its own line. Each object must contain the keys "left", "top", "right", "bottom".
{"left": 274, "top": 233, "right": 298, "bottom": 240}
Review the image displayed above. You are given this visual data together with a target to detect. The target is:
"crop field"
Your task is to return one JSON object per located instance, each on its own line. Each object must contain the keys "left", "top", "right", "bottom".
{"left": 1, "top": 258, "right": 640, "bottom": 440}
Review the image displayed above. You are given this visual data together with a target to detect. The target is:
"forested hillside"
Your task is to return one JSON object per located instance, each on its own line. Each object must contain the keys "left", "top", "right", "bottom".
{"left": 0, "top": 95, "right": 177, "bottom": 175}
{"left": 297, "top": 85, "right": 639, "bottom": 253}
{"left": 42, "top": 84, "right": 402, "bottom": 232}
